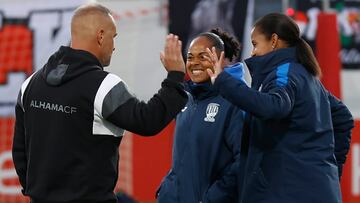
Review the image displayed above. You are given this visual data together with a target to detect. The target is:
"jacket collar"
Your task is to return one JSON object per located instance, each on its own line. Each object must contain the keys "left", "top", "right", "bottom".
{"left": 185, "top": 80, "right": 217, "bottom": 100}
{"left": 245, "top": 47, "right": 297, "bottom": 77}
{"left": 244, "top": 47, "right": 297, "bottom": 88}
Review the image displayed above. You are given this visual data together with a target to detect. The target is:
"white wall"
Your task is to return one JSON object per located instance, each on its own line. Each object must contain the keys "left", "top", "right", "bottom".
{"left": 99, "top": 0, "right": 168, "bottom": 101}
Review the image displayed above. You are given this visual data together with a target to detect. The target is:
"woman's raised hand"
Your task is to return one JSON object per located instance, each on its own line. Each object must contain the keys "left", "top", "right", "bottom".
{"left": 205, "top": 47, "right": 225, "bottom": 84}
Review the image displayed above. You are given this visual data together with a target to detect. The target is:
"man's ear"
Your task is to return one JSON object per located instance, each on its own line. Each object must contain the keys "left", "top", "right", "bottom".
{"left": 97, "top": 30, "right": 105, "bottom": 46}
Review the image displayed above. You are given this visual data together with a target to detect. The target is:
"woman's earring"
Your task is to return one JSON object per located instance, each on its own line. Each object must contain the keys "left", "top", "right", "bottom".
{"left": 272, "top": 45, "right": 275, "bottom": 50}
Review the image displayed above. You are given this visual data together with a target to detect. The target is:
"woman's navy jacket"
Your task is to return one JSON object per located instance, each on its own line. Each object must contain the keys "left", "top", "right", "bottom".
{"left": 214, "top": 48, "right": 354, "bottom": 203}
{"left": 157, "top": 64, "right": 245, "bottom": 203}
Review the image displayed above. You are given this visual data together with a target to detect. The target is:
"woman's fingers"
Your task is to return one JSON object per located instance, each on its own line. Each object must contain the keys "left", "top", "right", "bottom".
{"left": 205, "top": 47, "right": 225, "bottom": 83}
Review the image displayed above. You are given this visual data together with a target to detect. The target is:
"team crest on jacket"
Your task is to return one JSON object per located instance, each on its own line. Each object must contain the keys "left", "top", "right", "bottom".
{"left": 204, "top": 103, "right": 219, "bottom": 122}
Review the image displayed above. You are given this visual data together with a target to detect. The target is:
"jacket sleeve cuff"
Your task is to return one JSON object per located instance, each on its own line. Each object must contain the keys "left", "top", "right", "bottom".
{"left": 167, "top": 71, "right": 185, "bottom": 83}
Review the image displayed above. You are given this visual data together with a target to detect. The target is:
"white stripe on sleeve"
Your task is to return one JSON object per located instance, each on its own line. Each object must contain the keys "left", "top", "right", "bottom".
{"left": 93, "top": 73, "right": 125, "bottom": 137}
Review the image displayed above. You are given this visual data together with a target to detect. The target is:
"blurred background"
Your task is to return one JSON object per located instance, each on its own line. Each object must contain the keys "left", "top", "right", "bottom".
{"left": 0, "top": 0, "right": 359, "bottom": 202}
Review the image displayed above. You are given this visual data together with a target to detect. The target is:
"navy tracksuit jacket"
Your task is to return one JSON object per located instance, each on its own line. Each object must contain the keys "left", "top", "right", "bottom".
{"left": 214, "top": 48, "right": 354, "bottom": 203}
{"left": 157, "top": 64, "right": 245, "bottom": 203}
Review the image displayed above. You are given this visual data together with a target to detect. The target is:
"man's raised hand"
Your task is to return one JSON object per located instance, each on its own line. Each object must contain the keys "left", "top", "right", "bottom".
{"left": 160, "top": 34, "right": 185, "bottom": 73}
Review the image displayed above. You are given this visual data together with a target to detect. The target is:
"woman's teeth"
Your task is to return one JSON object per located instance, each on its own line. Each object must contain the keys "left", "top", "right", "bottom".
{"left": 192, "top": 70, "right": 204, "bottom": 75}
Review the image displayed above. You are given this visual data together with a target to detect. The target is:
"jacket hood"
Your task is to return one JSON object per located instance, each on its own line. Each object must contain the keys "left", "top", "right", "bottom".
{"left": 223, "top": 62, "right": 246, "bottom": 83}
{"left": 41, "top": 46, "right": 103, "bottom": 86}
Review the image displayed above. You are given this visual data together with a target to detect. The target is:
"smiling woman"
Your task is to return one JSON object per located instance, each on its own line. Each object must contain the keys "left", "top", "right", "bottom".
{"left": 186, "top": 36, "right": 215, "bottom": 83}
{"left": 156, "top": 28, "right": 246, "bottom": 203}
{"left": 186, "top": 28, "right": 240, "bottom": 83}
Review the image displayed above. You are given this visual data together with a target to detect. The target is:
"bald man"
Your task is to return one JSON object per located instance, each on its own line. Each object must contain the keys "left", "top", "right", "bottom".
{"left": 12, "top": 3, "right": 187, "bottom": 203}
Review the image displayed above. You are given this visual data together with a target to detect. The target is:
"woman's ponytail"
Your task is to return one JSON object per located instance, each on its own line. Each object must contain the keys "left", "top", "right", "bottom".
{"left": 295, "top": 38, "right": 322, "bottom": 77}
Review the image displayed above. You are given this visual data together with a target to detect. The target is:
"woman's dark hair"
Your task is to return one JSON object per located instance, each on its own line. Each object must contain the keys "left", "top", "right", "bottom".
{"left": 254, "top": 13, "right": 321, "bottom": 77}
{"left": 198, "top": 28, "right": 241, "bottom": 62}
